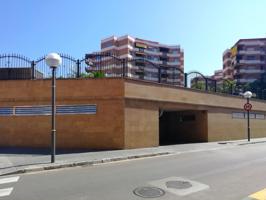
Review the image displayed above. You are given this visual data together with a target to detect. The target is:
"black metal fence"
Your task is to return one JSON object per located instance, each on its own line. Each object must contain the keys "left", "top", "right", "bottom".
{"left": 0, "top": 53, "right": 87, "bottom": 79}
{"left": 85, "top": 53, "right": 183, "bottom": 85}
{"left": 184, "top": 71, "right": 266, "bottom": 100}
{"left": 0, "top": 53, "right": 265, "bottom": 100}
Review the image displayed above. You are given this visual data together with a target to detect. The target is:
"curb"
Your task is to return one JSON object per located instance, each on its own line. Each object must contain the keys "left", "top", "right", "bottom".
{"left": 238, "top": 140, "right": 266, "bottom": 146}
{"left": 1, "top": 152, "right": 170, "bottom": 176}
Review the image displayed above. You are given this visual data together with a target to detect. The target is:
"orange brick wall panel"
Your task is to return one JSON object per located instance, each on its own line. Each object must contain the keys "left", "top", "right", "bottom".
{"left": 124, "top": 100, "right": 159, "bottom": 149}
{"left": 0, "top": 79, "right": 125, "bottom": 149}
{"left": 0, "top": 100, "right": 125, "bottom": 149}
{"left": 0, "top": 116, "right": 50, "bottom": 147}
{"left": 56, "top": 100, "right": 125, "bottom": 149}
{"left": 0, "top": 78, "right": 124, "bottom": 103}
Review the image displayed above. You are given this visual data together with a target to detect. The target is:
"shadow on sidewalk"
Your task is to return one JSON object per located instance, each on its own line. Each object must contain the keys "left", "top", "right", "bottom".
{"left": 0, "top": 161, "right": 51, "bottom": 170}
{"left": 0, "top": 147, "right": 107, "bottom": 155}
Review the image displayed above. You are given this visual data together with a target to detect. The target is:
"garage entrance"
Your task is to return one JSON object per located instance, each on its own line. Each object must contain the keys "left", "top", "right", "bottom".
{"left": 159, "top": 110, "right": 208, "bottom": 145}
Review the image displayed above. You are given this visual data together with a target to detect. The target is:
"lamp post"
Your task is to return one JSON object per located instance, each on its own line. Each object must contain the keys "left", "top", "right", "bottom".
{"left": 243, "top": 91, "right": 252, "bottom": 142}
{"left": 45, "top": 53, "right": 62, "bottom": 163}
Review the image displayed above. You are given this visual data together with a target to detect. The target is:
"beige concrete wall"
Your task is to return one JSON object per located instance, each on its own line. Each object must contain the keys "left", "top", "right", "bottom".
{"left": 124, "top": 79, "right": 266, "bottom": 143}
{"left": 124, "top": 100, "right": 158, "bottom": 148}
{"left": 0, "top": 78, "right": 125, "bottom": 149}
{"left": 1, "top": 78, "right": 266, "bottom": 150}
{"left": 124, "top": 79, "right": 266, "bottom": 112}
{"left": 208, "top": 109, "right": 266, "bottom": 141}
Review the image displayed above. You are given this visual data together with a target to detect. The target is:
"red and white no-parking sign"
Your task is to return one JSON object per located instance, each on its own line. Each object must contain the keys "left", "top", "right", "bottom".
{"left": 244, "top": 103, "right": 252, "bottom": 111}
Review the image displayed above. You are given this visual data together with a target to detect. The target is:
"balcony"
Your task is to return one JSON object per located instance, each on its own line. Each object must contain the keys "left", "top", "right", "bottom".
{"left": 149, "top": 60, "right": 163, "bottom": 65}
{"left": 238, "top": 50, "right": 265, "bottom": 55}
{"left": 167, "top": 52, "right": 180, "bottom": 57}
{"left": 135, "top": 51, "right": 146, "bottom": 58}
{"left": 237, "top": 78, "right": 257, "bottom": 83}
{"left": 144, "top": 49, "right": 162, "bottom": 56}
{"left": 239, "top": 60, "right": 265, "bottom": 64}
{"left": 236, "top": 69, "right": 265, "bottom": 74}
{"left": 167, "top": 61, "right": 179, "bottom": 66}
{"left": 239, "top": 41, "right": 265, "bottom": 46}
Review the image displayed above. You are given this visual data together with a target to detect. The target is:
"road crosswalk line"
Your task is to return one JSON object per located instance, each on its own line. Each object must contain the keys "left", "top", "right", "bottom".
{"left": 249, "top": 188, "right": 266, "bottom": 200}
{"left": 0, "top": 176, "right": 20, "bottom": 197}
{"left": 0, "top": 176, "right": 19, "bottom": 185}
{"left": 0, "top": 188, "right": 13, "bottom": 197}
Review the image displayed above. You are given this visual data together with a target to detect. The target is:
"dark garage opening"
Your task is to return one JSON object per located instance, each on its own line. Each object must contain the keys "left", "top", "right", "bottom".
{"left": 159, "top": 110, "right": 207, "bottom": 145}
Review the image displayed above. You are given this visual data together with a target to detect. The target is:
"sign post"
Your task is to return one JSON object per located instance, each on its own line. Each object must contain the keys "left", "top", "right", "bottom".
{"left": 244, "top": 101, "right": 252, "bottom": 142}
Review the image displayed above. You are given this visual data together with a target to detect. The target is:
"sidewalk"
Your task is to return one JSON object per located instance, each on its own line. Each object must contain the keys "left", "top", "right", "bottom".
{"left": 1, "top": 137, "right": 266, "bottom": 176}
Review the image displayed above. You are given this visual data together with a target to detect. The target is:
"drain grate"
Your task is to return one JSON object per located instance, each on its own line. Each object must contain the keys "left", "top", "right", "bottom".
{"left": 166, "top": 181, "right": 192, "bottom": 189}
{"left": 133, "top": 186, "right": 165, "bottom": 198}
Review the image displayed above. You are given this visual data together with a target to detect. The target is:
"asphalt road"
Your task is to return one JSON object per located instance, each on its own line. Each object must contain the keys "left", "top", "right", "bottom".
{"left": 2, "top": 143, "right": 266, "bottom": 200}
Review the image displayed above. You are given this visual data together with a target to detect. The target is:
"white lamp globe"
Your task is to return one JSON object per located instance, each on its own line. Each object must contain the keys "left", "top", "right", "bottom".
{"left": 243, "top": 91, "right": 252, "bottom": 99}
{"left": 45, "top": 53, "right": 62, "bottom": 68}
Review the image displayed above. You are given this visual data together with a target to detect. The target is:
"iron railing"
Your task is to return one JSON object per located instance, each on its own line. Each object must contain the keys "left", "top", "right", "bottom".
{"left": 0, "top": 53, "right": 87, "bottom": 79}
{"left": 85, "top": 52, "right": 184, "bottom": 86}
{"left": 0, "top": 53, "right": 265, "bottom": 100}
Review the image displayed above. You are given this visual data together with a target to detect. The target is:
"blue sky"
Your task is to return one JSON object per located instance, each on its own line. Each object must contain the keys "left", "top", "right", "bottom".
{"left": 1, "top": 0, "right": 266, "bottom": 75}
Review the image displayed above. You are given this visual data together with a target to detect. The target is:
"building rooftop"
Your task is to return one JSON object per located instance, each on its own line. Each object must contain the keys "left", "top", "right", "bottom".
{"left": 101, "top": 35, "right": 181, "bottom": 49}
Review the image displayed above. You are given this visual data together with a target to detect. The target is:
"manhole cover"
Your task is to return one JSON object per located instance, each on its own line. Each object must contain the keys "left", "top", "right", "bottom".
{"left": 133, "top": 186, "right": 165, "bottom": 198}
{"left": 166, "top": 181, "right": 192, "bottom": 189}
{"left": 218, "top": 142, "right": 227, "bottom": 144}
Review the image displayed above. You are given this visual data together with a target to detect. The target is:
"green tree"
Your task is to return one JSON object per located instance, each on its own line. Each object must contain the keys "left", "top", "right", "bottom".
{"left": 92, "top": 71, "right": 105, "bottom": 78}
{"left": 248, "top": 72, "right": 266, "bottom": 99}
{"left": 80, "top": 71, "right": 105, "bottom": 78}
{"left": 220, "top": 80, "right": 236, "bottom": 94}
{"left": 191, "top": 81, "right": 205, "bottom": 90}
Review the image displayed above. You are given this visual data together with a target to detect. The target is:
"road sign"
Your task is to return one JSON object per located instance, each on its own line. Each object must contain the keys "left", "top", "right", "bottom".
{"left": 244, "top": 103, "right": 252, "bottom": 111}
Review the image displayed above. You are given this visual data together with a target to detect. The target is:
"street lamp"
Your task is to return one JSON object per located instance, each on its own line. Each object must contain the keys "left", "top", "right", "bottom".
{"left": 243, "top": 91, "right": 252, "bottom": 142}
{"left": 45, "top": 53, "right": 62, "bottom": 163}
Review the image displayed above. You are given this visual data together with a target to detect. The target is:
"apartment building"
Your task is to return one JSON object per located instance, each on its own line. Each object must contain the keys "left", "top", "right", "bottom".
{"left": 97, "top": 35, "right": 184, "bottom": 85}
{"left": 223, "top": 38, "right": 266, "bottom": 85}
{"left": 212, "top": 69, "right": 223, "bottom": 85}
{"left": 223, "top": 49, "right": 234, "bottom": 80}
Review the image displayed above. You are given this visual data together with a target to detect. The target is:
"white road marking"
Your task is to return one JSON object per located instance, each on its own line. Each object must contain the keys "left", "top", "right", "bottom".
{"left": 0, "top": 188, "right": 13, "bottom": 197}
{"left": 0, "top": 176, "right": 20, "bottom": 197}
{"left": 0, "top": 176, "right": 19, "bottom": 185}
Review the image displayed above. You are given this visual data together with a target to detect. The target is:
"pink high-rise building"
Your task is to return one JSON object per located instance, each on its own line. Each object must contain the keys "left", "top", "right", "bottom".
{"left": 223, "top": 38, "right": 266, "bottom": 85}
{"left": 99, "top": 35, "right": 184, "bottom": 85}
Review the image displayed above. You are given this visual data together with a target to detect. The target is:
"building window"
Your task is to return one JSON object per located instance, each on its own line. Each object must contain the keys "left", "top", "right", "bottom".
{"left": 159, "top": 47, "right": 169, "bottom": 53}
{"left": 147, "top": 47, "right": 158, "bottom": 52}
{"left": 102, "top": 41, "right": 113, "bottom": 49}
{"left": 160, "top": 57, "right": 167, "bottom": 62}
{"left": 172, "top": 50, "right": 178, "bottom": 54}
{"left": 246, "top": 47, "right": 255, "bottom": 51}
{"left": 256, "top": 114, "right": 265, "bottom": 119}
{"left": 237, "top": 45, "right": 244, "bottom": 50}
{"left": 236, "top": 55, "right": 243, "bottom": 60}
{"left": 232, "top": 112, "right": 265, "bottom": 119}
{"left": 246, "top": 55, "right": 256, "bottom": 60}
{"left": 232, "top": 112, "right": 244, "bottom": 119}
